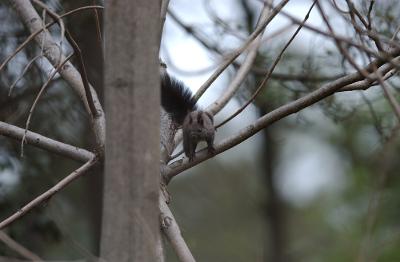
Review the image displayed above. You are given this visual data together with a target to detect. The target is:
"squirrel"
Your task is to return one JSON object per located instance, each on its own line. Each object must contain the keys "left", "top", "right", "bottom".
{"left": 161, "top": 71, "right": 215, "bottom": 162}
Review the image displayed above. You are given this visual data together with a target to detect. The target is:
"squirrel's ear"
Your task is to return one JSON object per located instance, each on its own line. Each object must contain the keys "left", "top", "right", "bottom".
{"left": 204, "top": 111, "right": 214, "bottom": 124}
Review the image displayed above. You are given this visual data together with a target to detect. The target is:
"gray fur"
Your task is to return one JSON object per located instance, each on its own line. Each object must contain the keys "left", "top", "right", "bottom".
{"left": 182, "top": 110, "right": 215, "bottom": 162}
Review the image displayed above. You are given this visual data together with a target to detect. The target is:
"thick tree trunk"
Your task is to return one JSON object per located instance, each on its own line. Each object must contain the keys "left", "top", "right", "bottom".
{"left": 101, "top": 1, "right": 161, "bottom": 261}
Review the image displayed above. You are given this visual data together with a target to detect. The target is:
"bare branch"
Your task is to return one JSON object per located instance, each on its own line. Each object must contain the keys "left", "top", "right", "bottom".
{"left": 160, "top": 197, "right": 195, "bottom": 262}
{"left": 21, "top": 53, "right": 73, "bottom": 157}
{"left": 31, "top": 0, "right": 99, "bottom": 118}
{"left": 263, "top": 1, "right": 400, "bottom": 61}
{"left": 8, "top": 54, "right": 43, "bottom": 96}
{"left": 12, "top": 0, "right": 105, "bottom": 151}
{"left": 168, "top": 7, "right": 340, "bottom": 83}
{"left": 0, "top": 5, "right": 103, "bottom": 73}
{"left": 338, "top": 57, "right": 399, "bottom": 92}
{"left": 208, "top": 2, "right": 273, "bottom": 115}
{"left": 193, "top": 0, "right": 290, "bottom": 101}
{"left": 0, "top": 157, "right": 98, "bottom": 230}
{"left": 92, "top": 0, "right": 103, "bottom": 54}
{"left": 373, "top": 65, "right": 400, "bottom": 123}
{"left": 164, "top": 48, "right": 400, "bottom": 183}
{"left": 168, "top": 0, "right": 290, "bottom": 160}
{"left": 216, "top": 0, "right": 317, "bottom": 128}
{"left": 0, "top": 231, "right": 42, "bottom": 261}
{"left": 0, "top": 121, "right": 94, "bottom": 162}
{"left": 367, "top": 0, "right": 375, "bottom": 30}
{"left": 316, "top": 2, "right": 371, "bottom": 79}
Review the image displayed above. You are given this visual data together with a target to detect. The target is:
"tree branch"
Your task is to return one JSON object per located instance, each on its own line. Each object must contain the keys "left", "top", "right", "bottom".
{"left": 208, "top": 3, "right": 272, "bottom": 116}
{"left": 12, "top": 0, "right": 105, "bottom": 152}
{"left": 0, "top": 231, "right": 42, "bottom": 261}
{"left": 164, "top": 48, "right": 400, "bottom": 183}
{"left": 193, "top": 0, "right": 290, "bottom": 101}
{"left": 0, "top": 157, "right": 97, "bottom": 230}
{"left": 0, "top": 5, "right": 103, "bottom": 73}
{"left": 0, "top": 121, "right": 94, "bottom": 162}
{"left": 216, "top": 0, "right": 317, "bottom": 128}
{"left": 31, "top": 0, "right": 99, "bottom": 118}
{"left": 160, "top": 197, "right": 196, "bottom": 262}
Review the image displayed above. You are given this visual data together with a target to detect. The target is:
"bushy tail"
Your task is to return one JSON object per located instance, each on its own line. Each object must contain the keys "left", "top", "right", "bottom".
{"left": 161, "top": 73, "right": 197, "bottom": 125}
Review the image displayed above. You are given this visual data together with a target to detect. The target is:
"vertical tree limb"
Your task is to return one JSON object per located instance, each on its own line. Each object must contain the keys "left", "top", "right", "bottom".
{"left": 101, "top": 1, "right": 161, "bottom": 261}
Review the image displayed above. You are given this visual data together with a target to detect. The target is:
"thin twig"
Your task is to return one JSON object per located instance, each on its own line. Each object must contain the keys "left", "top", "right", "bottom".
{"left": 0, "top": 5, "right": 103, "bottom": 72}
{"left": 0, "top": 231, "right": 42, "bottom": 261}
{"left": 338, "top": 59, "right": 398, "bottom": 92}
{"left": 164, "top": 48, "right": 400, "bottom": 183}
{"left": 193, "top": 0, "right": 290, "bottom": 101}
{"left": 390, "top": 25, "right": 400, "bottom": 42}
{"left": 345, "top": 0, "right": 383, "bottom": 52}
{"left": 35, "top": 0, "right": 65, "bottom": 66}
{"left": 360, "top": 92, "right": 384, "bottom": 140}
{"left": 92, "top": 0, "right": 103, "bottom": 52}
{"left": 0, "top": 157, "right": 98, "bottom": 230}
{"left": 66, "top": 32, "right": 99, "bottom": 118}
{"left": 373, "top": 65, "right": 400, "bottom": 123}
{"left": 208, "top": 2, "right": 272, "bottom": 116}
{"left": 346, "top": 0, "right": 368, "bottom": 29}
{"left": 331, "top": 0, "right": 350, "bottom": 14}
{"left": 262, "top": 0, "right": 400, "bottom": 62}
{"left": 367, "top": 0, "right": 375, "bottom": 30}
{"left": 12, "top": 0, "right": 106, "bottom": 153}
{"left": 316, "top": 2, "right": 372, "bottom": 80}
{"left": 168, "top": 7, "right": 341, "bottom": 82}
{"left": 0, "top": 120, "right": 94, "bottom": 162}
{"left": 21, "top": 53, "right": 74, "bottom": 157}
{"left": 31, "top": 0, "right": 99, "bottom": 118}
{"left": 8, "top": 54, "right": 43, "bottom": 96}
{"left": 160, "top": 197, "right": 195, "bottom": 262}
{"left": 216, "top": 0, "right": 317, "bottom": 128}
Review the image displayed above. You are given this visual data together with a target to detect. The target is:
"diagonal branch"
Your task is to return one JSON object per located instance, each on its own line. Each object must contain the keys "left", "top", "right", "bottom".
{"left": 8, "top": 54, "right": 43, "bottom": 96}
{"left": 0, "top": 157, "right": 98, "bottom": 230}
{"left": 168, "top": 9, "right": 342, "bottom": 82}
{"left": 21, "top": 53, "right": 73, "bottom": 157}
{"left": 216, "top": 0, "right": 317, "bottom": 128}
{"left": 12, "top": 0, "right": 105, "bottom": 151}
{"left": 159, "top": 197, "right": 195, "bottom": 262}
{"left": 0, "top": 5, "right": 103, "bottom": 73}
{"left": 0, "top": 121, "right": 94, "bottom": 162}
{"left": 169, "top": 2, "right": 275, "bottom": 160}
{"left": 31, "top": 0, "right": 99, "bottom": 118}
{"left": 193, "top": 0, "right": 290, "bottom": 101}
{"left": 0, "top": 231, "right": 42, "bottom": 261}
{"left": 373, "top": 65, "right": 400, "bottom": 123}
{"left": 164, "top": 48, "right": 400, "bottom": 183}
{"left": 208, "top": 2, "right": 272, "bottom": 116}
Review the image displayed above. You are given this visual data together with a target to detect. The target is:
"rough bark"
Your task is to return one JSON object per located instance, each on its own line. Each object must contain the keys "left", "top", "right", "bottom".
{"left": 100, "top": 1, "right": 161, "bottom": 261}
